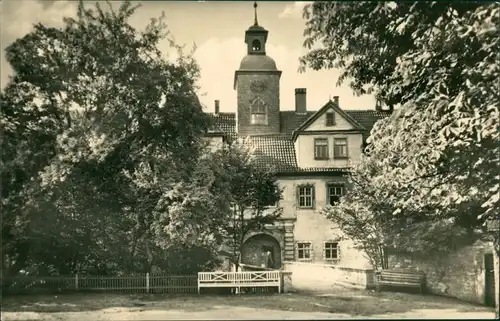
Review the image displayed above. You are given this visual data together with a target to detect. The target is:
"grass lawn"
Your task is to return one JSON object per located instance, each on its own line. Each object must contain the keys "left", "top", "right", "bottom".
{"left": 2, "top": 288, "right": 495, "bottom": 320}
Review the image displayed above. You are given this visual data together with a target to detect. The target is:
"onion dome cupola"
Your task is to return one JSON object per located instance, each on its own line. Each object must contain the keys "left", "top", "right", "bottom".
{"left": 238, "top": 2, "right": 277, "bottom": 71}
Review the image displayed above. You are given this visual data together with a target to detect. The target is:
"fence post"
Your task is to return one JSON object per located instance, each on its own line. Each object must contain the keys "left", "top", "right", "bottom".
{"left": 75, "top": 274, "right": 79, "bottom": 291}
{"left": 146, "top": 273, "right": 150, "bottom": 293}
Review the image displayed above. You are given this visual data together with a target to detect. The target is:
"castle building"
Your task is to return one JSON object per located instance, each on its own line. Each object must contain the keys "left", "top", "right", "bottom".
{"left": 206, "top": 3, "right": 392, "bottom": 269}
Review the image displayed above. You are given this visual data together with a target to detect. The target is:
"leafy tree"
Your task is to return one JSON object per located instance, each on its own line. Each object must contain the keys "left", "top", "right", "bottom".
{"left": 1, "top": 0, "right": 212, "bottom": 276}
{"left": 218, "top": 139, "right": 283, "bottom": 270}
{"left": 150, "top": 144, "right": 230, "bottom": 270}
{"left": 302, "top": 2, "right": 499, "bottom": 314}
{"left": 152, "top": 139, "right": 283, "bottom": 271}
{"left": 1, "top": 78, "right": 62, "bottom": 277}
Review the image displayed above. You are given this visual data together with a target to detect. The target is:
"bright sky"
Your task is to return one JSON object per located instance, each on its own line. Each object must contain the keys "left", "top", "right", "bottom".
{"left": 0, "top": 0, "right": 376, "bottom": 113}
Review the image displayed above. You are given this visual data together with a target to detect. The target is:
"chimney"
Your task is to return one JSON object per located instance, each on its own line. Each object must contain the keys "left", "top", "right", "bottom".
{"left": 295, "top": 88, "right": 307, "bottom": 113}
{"left": 333, "top": 96, "right": 339, "bottom": 106}
{"left": 215, "top": 100, "right": 220, "bottom": 114}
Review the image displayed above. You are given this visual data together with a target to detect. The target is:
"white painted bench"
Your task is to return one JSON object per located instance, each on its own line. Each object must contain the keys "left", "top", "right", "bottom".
{"left": 197, "top": 271, "right": 281, "bottom": 294}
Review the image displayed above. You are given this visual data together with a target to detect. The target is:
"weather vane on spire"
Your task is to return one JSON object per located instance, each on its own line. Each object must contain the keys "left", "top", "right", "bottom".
{"left": 253, "top": 1, "right": 258, "bottom": 26}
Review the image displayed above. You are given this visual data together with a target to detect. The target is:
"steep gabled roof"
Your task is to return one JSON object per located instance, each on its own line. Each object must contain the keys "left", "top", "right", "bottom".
{"left": 206, "top": 108, "right": 391, "bottom": 142}
{"left": 291, "top": 100, "right": 366, "bottom": 141}
{"left": 204, "top": 106, "right": 392, "bottom": 174}
{"left": 280, "top": 111, "right": 313, "bottom": 138}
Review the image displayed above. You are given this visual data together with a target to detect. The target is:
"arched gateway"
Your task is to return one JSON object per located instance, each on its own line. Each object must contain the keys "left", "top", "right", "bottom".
{"left": 240, "top": 233, "right": 282, "bottom": 269}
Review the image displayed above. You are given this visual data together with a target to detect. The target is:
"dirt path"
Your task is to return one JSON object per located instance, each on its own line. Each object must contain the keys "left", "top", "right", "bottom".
{"left": 3, "top": 306, "right": 495, "bottom": 320}
{"left": 2, "top": 289, "right": 495, "bottom": 320}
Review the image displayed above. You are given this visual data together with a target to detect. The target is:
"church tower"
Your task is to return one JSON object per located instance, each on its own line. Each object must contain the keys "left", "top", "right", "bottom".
{"left": 234, "top": 2, "right": 282, "bottom": 136}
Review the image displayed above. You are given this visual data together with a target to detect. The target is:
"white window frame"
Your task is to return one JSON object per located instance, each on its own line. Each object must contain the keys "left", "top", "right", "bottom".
{"left": 296, "top": 241, "right": 313, "bottom": 262}
{"left": 327, "top": 184, "right": 344, "bottom": 206}
{"left": 297, "top": 185, "right": 315, "bottom": 209}
{"left": 323, "top": 241, "right": 340, "bottom": 262}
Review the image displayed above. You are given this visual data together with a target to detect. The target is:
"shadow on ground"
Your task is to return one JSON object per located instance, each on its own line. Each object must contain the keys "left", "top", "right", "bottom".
{"left": 1, "top": 288, "right": 494, "bottom": 317}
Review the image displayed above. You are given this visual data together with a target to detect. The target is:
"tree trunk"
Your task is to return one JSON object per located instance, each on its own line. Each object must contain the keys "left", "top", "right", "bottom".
{"left": 128, "top": 232, "right": 139, "bottom": 265}
{"left": 144, "top": 241, "right": 154, "bottom": 274}
{"left": 494, "top": 248, "right": 499, "bottom": 319}
{"left": 382, "top": 247, "right": 389, "bottom": 269}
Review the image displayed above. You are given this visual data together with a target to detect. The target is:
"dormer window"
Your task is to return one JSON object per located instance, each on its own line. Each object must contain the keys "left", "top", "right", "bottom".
{"left": 250, "top": 97, "right": 267, "bottom": 125}
{"left": 326, "top": 111, "right": 335, "bottom": 126}
{"left": 252, "top": 39, "right": 261, "bottom": 51}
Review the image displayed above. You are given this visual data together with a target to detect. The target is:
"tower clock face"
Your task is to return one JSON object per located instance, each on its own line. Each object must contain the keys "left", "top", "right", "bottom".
{"left": 250, "top": 80, "right": 267, "bottom": 93}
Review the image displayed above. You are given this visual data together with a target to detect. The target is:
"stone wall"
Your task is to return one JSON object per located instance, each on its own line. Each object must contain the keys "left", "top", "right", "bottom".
{"left": 281, "top": 271, "right": 292, "bottom": 292}
{"left": 283, "top": 261, "right": 374, "bottom": 292}
{"left": 388, "top": 241, "right": 494, "bottom": 305}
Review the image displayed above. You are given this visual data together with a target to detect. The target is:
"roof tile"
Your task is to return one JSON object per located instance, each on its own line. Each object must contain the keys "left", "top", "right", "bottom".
{"left": 245, "top": 135, "right": 298, "bottom": 172}
{"left": 205, "top": 109, "right": 391, "bottom": 173}
{"left": 208, "top": 112, "right": 237, "bottom": 137}
{"left": 346, "top": 110, "right": 392, "bottom": 140}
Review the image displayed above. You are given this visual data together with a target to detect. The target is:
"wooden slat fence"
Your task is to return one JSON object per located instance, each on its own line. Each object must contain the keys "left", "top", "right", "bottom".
{"left": 2, "top": 274, "right": 197, "bottom": 295}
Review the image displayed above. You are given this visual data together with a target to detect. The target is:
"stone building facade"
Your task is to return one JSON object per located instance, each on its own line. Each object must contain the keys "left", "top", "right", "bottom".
{"left": 205, "top": 5, "right": 392, "bottom": 271}
{"left": 203, "top": 5, "right": 497, "bottom": 308}
{"left": 202, "top": 4, "right": 498, "bottom": 309}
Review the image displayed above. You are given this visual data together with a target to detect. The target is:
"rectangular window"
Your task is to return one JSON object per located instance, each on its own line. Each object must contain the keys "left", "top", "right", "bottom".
{"left": 314, "top": 138, "right": 329, "bottom": 159}
{"left": 324, "top": 242, "right": 340, "bottom": 260}
{"left": 326, "top": 112, "right": 335, "bottom": 126}
{"left": 327, "top": 184, "right": 344, "bottom": 206}
{"left": 297, "top": 185, "right": 314, "bottom": 208}
{"left": 297, "top": 242, "right": 312, "bottom": 260}
{"left": 333, "top": 138, "right": 348, "bottom": 158}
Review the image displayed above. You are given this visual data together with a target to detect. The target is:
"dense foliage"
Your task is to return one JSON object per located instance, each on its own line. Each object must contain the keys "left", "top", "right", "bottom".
{"left": 1, "top": 0, "right": 213, "bottom": 276}
{"left": 215, "top": 138, "right": 283, "bottom": 269}
{"left": 301, "top": 0, "right": 499, "bottom": 271}
{"left": 1, "top": 1, "right": 280, "bottom": 278}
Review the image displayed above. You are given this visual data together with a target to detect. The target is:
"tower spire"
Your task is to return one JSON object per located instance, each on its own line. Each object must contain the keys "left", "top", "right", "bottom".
{"left": 253, "top": 1, "right": 258, "bottom": 26}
